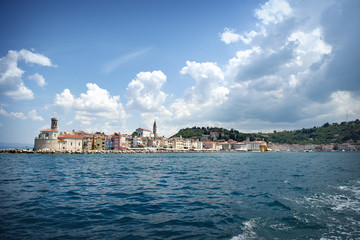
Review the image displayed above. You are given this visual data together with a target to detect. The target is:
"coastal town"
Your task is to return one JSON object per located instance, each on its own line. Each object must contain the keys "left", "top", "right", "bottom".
{"left": 1, "top": 117, "right": 359, "bottom": 154}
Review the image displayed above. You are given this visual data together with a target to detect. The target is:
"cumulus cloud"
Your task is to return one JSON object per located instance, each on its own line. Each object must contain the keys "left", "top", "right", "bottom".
{"left": 126, "top": 70, "right": 167, "bottom": 112}
{"left": 54, "top": 83, "right": 127, "bottom": 125}
{"left": 27, "top": 110, "right": 44, "bottom": 121}
{"left": 157, "top": 61, "right": 230, "bottom": 124}
{"left": 254, "top": 0, "right": 292, "bottom": 25}
{"left": 0, "top": 107, "right": 43, "bottom": 121}
{"left": 54, "top": 89, "right": 74, "bottom": 109}
{"left": 220, "top": 28, "right": 241, "bottom": 44}
{"left": 0, "top": 107, "right": 26, "bottom": 120}
{"left": 28, "top": 73, "right": 47, "bottom": 87}
{"left": 180, "top": 61, "right": 227, "bottom": 105}
{"left": 0, "top": 49, "right": 54, "bottom": 100}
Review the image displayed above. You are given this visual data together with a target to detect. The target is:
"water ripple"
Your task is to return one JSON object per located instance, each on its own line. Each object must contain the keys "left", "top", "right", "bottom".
{"left": 0, "top": 153, "right": 359, "bottom": 239}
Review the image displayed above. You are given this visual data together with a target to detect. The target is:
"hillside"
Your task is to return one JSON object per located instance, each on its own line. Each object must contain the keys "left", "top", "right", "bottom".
{"left": 171, "top": 120, "right": 360, "bottom": 144}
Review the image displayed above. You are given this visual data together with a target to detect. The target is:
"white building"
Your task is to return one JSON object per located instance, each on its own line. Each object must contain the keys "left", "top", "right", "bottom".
{"left": 234, "top": 142, "right": 247, "bottom": 151}
{"left": 58, "top": 134, "right": 83, "bottom": 151}
{"left": 136, "top": 128, "right": 152, "bottom": 138}
{"left": 132, "top": 136, "right": 144, "bottom": 148}
{"left": 246, "top": 141, "right": 260, "bottom": 151}
{"left": 192, "top": 140, "right": 203, "bottom": 150}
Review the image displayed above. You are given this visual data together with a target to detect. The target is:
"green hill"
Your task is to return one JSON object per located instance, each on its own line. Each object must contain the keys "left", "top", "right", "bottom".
{"left": 171, "top": 120, "right": 360, "bottom": 144}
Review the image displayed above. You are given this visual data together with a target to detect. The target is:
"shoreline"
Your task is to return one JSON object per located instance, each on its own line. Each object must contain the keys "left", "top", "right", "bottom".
{"left": 0, "top": 148, "right": 356, "bottom": 154}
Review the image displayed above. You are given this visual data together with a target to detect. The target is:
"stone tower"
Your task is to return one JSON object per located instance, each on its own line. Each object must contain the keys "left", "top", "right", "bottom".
{"left": 51, "top": 117, "right": 58, "bottom": 131}
{"left": 153, "top": 120, "right": 157, "bottom": 138}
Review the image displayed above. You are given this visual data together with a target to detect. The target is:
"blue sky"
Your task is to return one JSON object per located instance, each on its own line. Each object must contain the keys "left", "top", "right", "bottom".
{"left": 1, "top": 0, "right": 360, "bottom": 144}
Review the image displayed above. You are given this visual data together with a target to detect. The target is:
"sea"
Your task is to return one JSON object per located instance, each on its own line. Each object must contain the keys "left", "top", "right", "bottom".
{"left": 0, "top": 152, "right": 359, "bottom": 240}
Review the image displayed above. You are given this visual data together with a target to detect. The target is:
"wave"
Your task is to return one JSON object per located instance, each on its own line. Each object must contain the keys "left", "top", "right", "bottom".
{"left": 230, "top": 218, "right": 259, "bottom": 240}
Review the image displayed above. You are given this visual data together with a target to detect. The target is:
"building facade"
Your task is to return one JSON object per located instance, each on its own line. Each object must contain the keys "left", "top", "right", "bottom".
{"left": 34, "top": 118, "right": 59, "bottom": 151}
{"left": 58, "top": 134, "right": 83, "bottom": 151}
{"left": 136, "top": 128, "right": 152, "bottom": 138}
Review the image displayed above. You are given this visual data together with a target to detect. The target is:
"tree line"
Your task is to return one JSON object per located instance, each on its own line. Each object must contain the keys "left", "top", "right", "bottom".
{"left": 171, "top": 120, "right": 360, "bottom": 144}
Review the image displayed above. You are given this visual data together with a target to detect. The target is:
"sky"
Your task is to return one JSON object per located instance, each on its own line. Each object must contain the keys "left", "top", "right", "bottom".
{"left": 1, "top": 0, "right": 360, "bottom": 144}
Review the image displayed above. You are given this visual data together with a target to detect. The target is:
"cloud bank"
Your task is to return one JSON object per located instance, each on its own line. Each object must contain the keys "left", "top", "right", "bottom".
{"left": 159, "top": 0, "right": 360, "bottom": 133}
{"left": 52, "top": 0, "right": 360, "bottom": 135}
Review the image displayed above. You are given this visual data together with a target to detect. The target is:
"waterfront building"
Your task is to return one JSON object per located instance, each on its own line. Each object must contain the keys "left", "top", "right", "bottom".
{"left": 81, "top": 135, "right": 93, "bottom": 150}
{"left": 321, "top": 144, "right": 335, "bottom": 151}
{"left": 105, "top": 137, "right": 113, "bottom": 150}
{"left": 219, "top": 142, "right": 231, "bottom": 150}
{"left": 183, "top": 139, "right": 191, "bottom": 149}
{"left": 132, "top": 135, "right": 144, "bottom": 148}
{"left": 246, "top": 141, "right": 260, "bottom": 151}
{"left": 191, "top": 140, "right": 203, "bottom": 150}
{"left": 34, "top": 117, "right": 59, "bottom": 151}
{"left": 94, "top": 136, "right": 106, "bottom": 150}
{"left": 234, "top": 142, "right": 247, "bottom": 151}
{"left": 304, "top": 144, "right": 316, "bottom": 151}
{"left": 112, "top": 135, "right": 118, "bottom": 149}
{"left": 159, "top": 137, "right": 169, "bottom": 148}
{"left": 168, "top": 137, "right": 185, "bottom": 149}
{"left": 125, "top": 135, "right": 133, "bottom": 148}
{"left": 215, "top": 144, "right": 222, "bottom": 151}
{"left": 203, "top": 140, "right": 216, "bottom": 149}
{"left": 58, "top": 134, "right": 83, "bottom": 151}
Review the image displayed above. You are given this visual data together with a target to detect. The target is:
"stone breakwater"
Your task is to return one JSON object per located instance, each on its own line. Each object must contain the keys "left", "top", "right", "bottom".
{"left": 0, "top": 148, "right": 224, "bottom": 154}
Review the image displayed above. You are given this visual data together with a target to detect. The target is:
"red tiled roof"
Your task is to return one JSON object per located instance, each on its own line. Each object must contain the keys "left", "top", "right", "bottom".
{"left": 58, "top": 134, "right": 83, "bottom": 139}
{"left": 42, "top": 129, "right": 58, "bottom": 132}
{"left": 139, "top": 128, "right": 151, "bottom": 132}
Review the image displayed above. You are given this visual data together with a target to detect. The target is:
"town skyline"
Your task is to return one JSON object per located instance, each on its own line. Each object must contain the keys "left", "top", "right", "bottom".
{"left": 1, "top": 0, "right": 360, "bottom": 144}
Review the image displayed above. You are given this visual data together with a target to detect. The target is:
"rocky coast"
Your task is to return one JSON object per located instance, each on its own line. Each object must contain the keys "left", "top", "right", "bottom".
{"left": 0, "top": 148, "right": 222, "bottom": 154}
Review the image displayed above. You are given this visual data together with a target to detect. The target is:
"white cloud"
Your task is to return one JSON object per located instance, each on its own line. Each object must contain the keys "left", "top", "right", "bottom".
{"left": 288, "top": 28, "right": 332, "bottom": 67}
{"left": 254, "top": 0, "right": 292, "bottom": 25}
{"left": 18, "top": 49, "right": 54, "bottom": 67}
{"left": 180, "top": 61, "right": 226, "bottom": 104}
{"left": 54, "top": 89, "right": 74, "bottom": 109}
{"left": 54, "top": 83, "right": 127, "bottom": 126}
{"left": 220, "top": 28, "right": 241, "bottom": 44}
{"left": 162, "top": 61, "right": 230, "bottom": 123}
{"left": 0, "top": 107, "right": 26, "bottom": 120}
{"left": 74, "top": 114, "right": 95, "bottom": 125}
{"left": 28, "top": 73, "right": 47, "bottom": 87}
{"left": 126, "top": 70, "right": 167, "bottom": 112}
{"left": 240, "top": 30, "right": 259, "bottom": 44}
{"left": 0, "top": 107, "right": 44, "bottom": 121}
{"left": 0, "top": 49, "right": 54, "bottom": 100}
{"left": 27, "top": 110, "right": 43, "bottom": 121}
{"left": 3, "top": 82, "right": 34, "bottom": 100}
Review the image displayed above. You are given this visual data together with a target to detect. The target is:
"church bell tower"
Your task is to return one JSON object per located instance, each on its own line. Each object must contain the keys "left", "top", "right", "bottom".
{"left": 51, "top": 117, "right": 58, "bottom": 131}
{"left": 153, "top": 120, "right": 157, "bottom": 138}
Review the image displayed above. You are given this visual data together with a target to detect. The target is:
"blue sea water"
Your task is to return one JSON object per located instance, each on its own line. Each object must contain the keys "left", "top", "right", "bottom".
{"left": 0, "top": 152, "right": 359, "bottom": 240}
